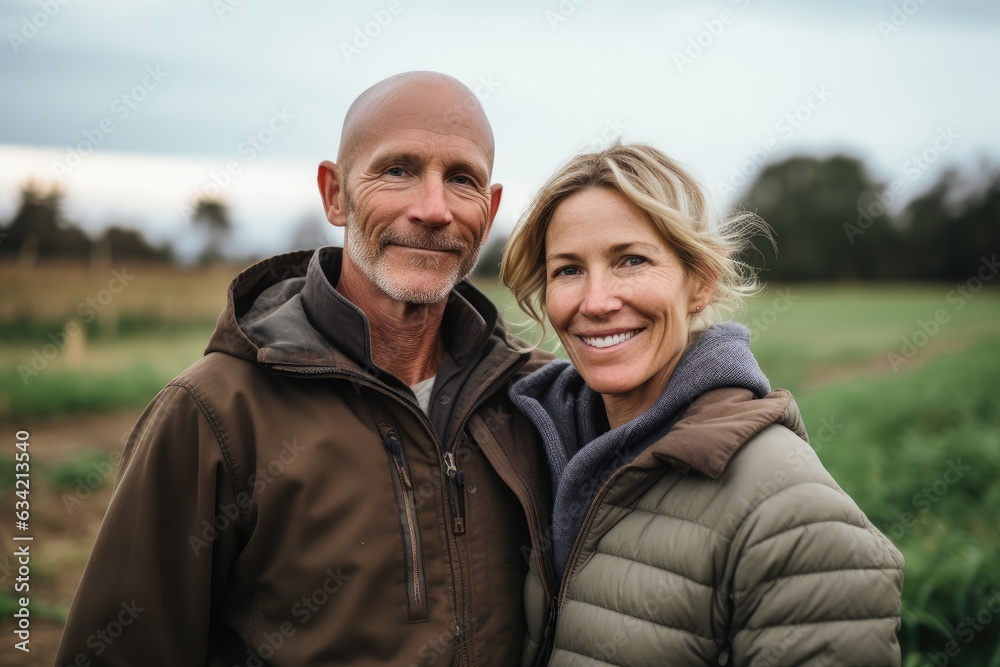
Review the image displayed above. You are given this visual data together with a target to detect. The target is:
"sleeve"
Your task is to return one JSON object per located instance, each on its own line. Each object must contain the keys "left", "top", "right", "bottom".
{"left": 54, "top": 384, "right": 245, "bottom": 666}
{"left": 727, "top": 459, "right": 905, "bottom": 665}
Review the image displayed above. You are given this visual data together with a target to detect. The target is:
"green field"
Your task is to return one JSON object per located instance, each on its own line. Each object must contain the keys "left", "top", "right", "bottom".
{"left": 1, "top": 274, "right": 999, "bottom": 663}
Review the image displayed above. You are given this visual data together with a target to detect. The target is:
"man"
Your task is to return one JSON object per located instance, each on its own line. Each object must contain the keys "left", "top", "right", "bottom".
{"left": 55, "top": 72, "right": 554, "bottom": 666}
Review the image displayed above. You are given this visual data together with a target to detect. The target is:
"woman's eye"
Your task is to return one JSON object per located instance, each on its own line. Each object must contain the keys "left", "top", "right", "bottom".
{"left": 623, "top": 256, "right": 647, "bottom": 268}
{"left": 555, "top": 266, "right": 580, "bottom": 277}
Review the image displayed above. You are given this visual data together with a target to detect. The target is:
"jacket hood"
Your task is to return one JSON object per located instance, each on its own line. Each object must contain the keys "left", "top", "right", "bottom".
{"left": 509, "top": 323, "right": 808, "bottom": 482}
{"left": 637, "top": 386, "right": 809, "bottom": 478}
{"left": 205, "top": 248, "right": 319, "bottom": 365}
{"left": 205, "top": 247, "right": 541, "bottom": 377}
{"left": 510, "top": 322, "right": 805, "bottom": 582}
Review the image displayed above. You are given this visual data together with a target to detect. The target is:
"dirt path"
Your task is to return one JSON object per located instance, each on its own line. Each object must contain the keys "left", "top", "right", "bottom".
{"left": 0, "top": 411, "right": 140, "bottom": 666}
{"left": 802, "top": 333, "right": 989, "bottom": 390}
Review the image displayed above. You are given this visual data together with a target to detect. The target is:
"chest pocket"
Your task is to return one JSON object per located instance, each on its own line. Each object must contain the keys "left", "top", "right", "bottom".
{"left": 363, "top": 397, "right": 430, "bottom": 623}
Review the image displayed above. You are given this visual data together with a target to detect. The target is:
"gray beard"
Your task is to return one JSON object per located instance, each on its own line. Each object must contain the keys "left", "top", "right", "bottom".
{"left": 344, "top": 211, "right": 480, "bottom": 305}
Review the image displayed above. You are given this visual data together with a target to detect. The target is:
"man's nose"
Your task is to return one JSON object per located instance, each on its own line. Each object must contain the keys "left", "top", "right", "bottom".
{"left": 408, "top": 177, "right": 454, "bottom": 227}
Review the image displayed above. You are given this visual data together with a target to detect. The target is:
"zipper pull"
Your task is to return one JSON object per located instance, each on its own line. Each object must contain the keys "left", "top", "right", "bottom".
{"left": 444, "top": 451, "right": 467, "bottom": 486}
{"left": 543, "top": 600, "right": 556, "bottom": 639}
{"left": 444, "top": 452, "right": 466, "bottom": 535}
{"left": 384, "top": 430, "right": 411, "bottom": 488}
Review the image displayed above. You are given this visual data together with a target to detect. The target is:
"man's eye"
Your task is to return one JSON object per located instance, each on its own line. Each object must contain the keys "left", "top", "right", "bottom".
{"left": 452, "top": 174, "right": 472, "bottom": 185}
{"left": 385, "top": 167, "right": 405, "bottom": 177}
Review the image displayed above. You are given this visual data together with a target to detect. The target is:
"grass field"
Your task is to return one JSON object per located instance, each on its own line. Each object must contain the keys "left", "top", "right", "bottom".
{"left": 1, "top": 262, "right": 999, "bottom": 664}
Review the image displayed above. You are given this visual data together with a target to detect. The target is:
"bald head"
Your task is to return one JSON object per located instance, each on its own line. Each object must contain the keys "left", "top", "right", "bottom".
{"left": 336, "top": 71, "right": 496, "bottom": 179}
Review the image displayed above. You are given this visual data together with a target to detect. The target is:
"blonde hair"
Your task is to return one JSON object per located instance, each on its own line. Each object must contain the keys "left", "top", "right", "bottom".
{"left": 500, "top": 142, "right": 768, "bottom": 334}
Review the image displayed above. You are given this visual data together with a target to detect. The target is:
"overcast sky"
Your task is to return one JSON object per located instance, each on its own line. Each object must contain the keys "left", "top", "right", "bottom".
{"left": 2, "top": 0, "right": 998, "bottom": 259}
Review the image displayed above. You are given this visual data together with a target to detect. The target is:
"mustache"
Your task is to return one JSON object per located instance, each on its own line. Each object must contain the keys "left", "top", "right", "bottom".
{"left": 379, "top": 229, "right": 465, "bottom": 253}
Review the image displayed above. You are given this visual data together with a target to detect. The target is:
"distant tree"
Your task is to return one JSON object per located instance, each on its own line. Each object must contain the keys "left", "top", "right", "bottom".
{"left": 287, "top": 214, "right": 340, "bottom": 252}
{"left": 473, "top": 234, "right": 507, "bottom": 278}
{"left": 898, "top": 167, "right": 1000, "bottom": 281}
{"left": 95, "top": 226, "right": 174, "bottom": 263}
{"left": 191, "top": 196, "right": 233, "bottom": 264}
{"left": 0, "top": 182, "right": 91, "bottom": 263}
{"left": 736, "top": 155, "right": 905, "bottom": 281}
{"left": 955, "top": 169, "right": 1000, "bottom": 274}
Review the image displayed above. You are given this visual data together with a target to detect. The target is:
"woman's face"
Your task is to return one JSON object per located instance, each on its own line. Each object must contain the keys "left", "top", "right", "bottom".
{"left": 544, "top": 187, "right": 710, "bottom": 422}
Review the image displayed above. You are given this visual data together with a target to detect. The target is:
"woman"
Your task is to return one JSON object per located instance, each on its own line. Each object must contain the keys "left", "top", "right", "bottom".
{"left": 501, "top": 143, "right": 904, "bottom": 666}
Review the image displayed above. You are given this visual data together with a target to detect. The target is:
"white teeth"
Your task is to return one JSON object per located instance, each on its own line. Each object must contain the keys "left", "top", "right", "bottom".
{"left": 581, "top": 330, "right": 637, "bottom": 348}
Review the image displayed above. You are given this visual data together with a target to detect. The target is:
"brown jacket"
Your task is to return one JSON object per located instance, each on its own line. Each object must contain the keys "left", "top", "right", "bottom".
{"left": 56, "top": 248, "right": 555, "bottom": 666}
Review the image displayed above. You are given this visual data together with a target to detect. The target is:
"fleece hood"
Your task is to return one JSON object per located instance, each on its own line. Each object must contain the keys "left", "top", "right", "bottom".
{"left": 510, "top": 322, "right": 808, "bottom": 580}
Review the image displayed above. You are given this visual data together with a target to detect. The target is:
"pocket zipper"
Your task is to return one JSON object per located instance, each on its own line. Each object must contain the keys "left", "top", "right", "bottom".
{"left": 382, "top": 428, "right": 429, "bottom": 622}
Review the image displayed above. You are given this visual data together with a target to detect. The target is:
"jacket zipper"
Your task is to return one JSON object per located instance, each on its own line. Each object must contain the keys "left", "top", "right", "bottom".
{"left": 444, "top": 451, "right": 466, "bottom": 535}
{"left": 442, "top": 363, "right": 534, "bottom": 667}
{"left": 269, "top": 359, "right": 530, "bottom": 665}
{"left": 466, "top": 414, "right": 556, "bottom": 602}
{"left": 381, "top": 427, "right": 429, "bottom": 622}
{"left": 556, "top": 468, "right": 630, "bottom": 612}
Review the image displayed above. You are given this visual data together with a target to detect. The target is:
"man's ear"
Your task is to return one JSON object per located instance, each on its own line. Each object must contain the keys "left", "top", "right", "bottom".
{"left": 482, "top": 183, "right": 503, "bottom": 244}
{"left": 317, "top": 160, "right": 347, "bottom": 227}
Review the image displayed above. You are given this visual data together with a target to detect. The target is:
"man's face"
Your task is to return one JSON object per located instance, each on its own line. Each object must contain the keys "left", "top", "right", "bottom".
{"left": 337, "top": 85, "right": 499, "bottom": 304}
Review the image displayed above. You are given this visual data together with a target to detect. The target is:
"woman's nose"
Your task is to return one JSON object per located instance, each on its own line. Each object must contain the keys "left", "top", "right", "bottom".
{"left": 578, "top": 274, "right": 623, "bottom": 318}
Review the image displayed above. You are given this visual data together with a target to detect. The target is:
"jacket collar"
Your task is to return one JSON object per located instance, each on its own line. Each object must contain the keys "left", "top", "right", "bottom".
{"left": 206, "top": 246, "right": 502, "bottom": 382}
{"left": 633, "top": 387, "right": 809, "bottom": 479}
{"left": 300, "top": 247, "right": 498, "bottom": 370}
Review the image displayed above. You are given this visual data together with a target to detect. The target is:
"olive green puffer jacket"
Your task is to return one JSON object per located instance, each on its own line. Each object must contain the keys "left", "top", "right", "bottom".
{"left": 522, "top": 387, "right": 904, "bottom": 666}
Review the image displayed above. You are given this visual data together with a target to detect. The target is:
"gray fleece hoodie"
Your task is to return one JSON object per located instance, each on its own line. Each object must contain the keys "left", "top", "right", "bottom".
{"left": 509, "top": 322, "right": 770, "bottom": 581}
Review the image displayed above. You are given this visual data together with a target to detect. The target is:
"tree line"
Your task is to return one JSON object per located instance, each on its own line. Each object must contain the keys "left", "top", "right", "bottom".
{"left": 0, "top": 183, "right": 234, "bottom": 265}
{"left": 479, "top": 154, "right": 999, "bottom": 283}
{"left": 5, "top": 153, "right": 998, "bottom": 281}
{"left": 735, "top": 155, "right": 1000, "bottom": 282}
